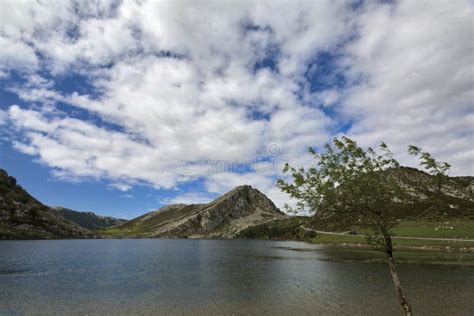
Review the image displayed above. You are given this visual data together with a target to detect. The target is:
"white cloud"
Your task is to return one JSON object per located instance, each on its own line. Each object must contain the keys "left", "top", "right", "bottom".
{"left": 0, "top": 37, "right": 38, "bottom": 74}
{"left": 12, "top": 141, "right": 38, "bottom": 155}
{"left": 9, "top": 105, "right": 57, "bottom": 133}
{"left": 342, "top": 0, "right": 474, "bottom": 175}
{"left": 205, "top": 172, "right": 274, "bottom": 194}
{"left": 0, "top": 0, "right": 472, "bottom": 212}
{"left": 161, "top": 192, "right": 215, "bottom": 205}
{"left": 109, "top": 183, "right": 132, "bottom": 192}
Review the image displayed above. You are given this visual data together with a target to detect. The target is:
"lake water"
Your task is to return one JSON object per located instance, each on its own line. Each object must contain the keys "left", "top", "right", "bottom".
{"left": 0, "top": 239, "right": 473, "bottom": 315}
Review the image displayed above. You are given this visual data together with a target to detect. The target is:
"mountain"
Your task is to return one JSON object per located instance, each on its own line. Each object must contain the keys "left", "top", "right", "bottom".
{"left": 102, "top": 185, "right": 287, "bottom": 238}
{"left": 392, "top": 167, "right": 473, "bottom": 217}
{"left": 2, "top": 166, "right": 471, "bottom": 241}
{"left": 0, "top": 169, "right": 95, "bottom": 239}
{"left": 54, "top": 207, "right": 127, "bottom": 231}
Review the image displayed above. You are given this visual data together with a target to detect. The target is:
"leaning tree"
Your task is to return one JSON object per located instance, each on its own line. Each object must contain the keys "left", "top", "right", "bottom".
{"left": 277, "top": 136, "right": 450, "bottom": 315}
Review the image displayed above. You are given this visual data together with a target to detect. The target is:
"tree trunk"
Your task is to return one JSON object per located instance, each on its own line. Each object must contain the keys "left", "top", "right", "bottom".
{"left": 382, "top": 230, "right": 413, "bottom": 315}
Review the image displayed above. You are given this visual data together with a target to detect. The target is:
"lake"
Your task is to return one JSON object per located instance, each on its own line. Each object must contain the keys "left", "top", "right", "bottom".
{"left": 0, "top": 239, "right": 472, "bottom": 315}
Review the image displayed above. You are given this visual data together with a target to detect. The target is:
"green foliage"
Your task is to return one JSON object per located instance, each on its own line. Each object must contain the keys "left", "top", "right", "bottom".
{"left": 278, "top": 137, "right": 451, "bottom": 247}
{"left": 238, "top": 217, "right": 314, "bottom": 241}
{"left": 408, "top": 145, "right": 451, "bottom": 194}
{"left": 101, "top": 205, "right": 199, "bottom": 237}
{"left": 29, "top": 207, "right": 40, "bottom": 219}
{"left": 278, "top": 137, "right": 402, "bottom": 229}
{"left": 408, "top": 145, "right": 451, "bottom": 176}
{"left": 0, "top": 169, "right": 94, "bottom": 239}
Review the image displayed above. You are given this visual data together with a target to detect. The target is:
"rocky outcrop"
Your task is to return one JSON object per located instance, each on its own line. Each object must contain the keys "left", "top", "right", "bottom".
{"left": 103, "top": 185, "right": 287, "bottom": 238}
{"left": 392, "top": 167, "right": 474, "bottom": 218}
{"left": 0, "top": 169, "right": 95, "bottom": 239}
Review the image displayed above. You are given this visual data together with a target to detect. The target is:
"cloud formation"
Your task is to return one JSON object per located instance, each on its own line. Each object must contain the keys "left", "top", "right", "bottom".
{"left": 1, "top": 0, "right": 472, "bottom": 207}
{"left": 343, "top": 0, "right": 474, "bottom": 174}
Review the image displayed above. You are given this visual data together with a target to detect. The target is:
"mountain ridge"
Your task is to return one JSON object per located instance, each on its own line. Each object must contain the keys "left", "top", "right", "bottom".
{"left": 54, "top": 207, "right": 127, "bottom": 231}
{"left": 102, "top": 185, "right": 287, "bottom": 238}
{"left": 1, "top": 167, "right": 473, "bottom": 240}
{"left": 0, "top": 169, "right": 96, "bottom": 239}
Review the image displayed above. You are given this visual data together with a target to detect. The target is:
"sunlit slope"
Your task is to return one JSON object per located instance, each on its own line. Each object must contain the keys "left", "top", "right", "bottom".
{"left": 102, "top": 204, "right": 201, "bottom": 237}
{"left": 102, "top": 185, "right": 286, "bottom": 238}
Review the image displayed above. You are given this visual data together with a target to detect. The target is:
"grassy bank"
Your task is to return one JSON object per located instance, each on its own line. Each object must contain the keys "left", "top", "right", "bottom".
{"left": 390, "top": 219, "right": 474, "bottom": 239}
{"left": 238, "top": 217, "right": 474, "bottom": 253}
{"left": 310, "top": 232, "right": 474, "bottom": 251}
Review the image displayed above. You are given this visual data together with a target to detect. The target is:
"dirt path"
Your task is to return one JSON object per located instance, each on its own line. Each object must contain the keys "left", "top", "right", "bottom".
{"left": 301, "top": 226, "right": 474, "bottom": 242}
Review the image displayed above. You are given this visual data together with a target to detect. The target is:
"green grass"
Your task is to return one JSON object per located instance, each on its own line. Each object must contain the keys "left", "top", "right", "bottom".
{"left": 390, "top": 219, "right": 474, "bottom": 239}
{"left": 335, "top": 219, "right": 474, "bottom": 240}
{"left": 237, "top": 217, "right": 316, "bottom": 241}
{"left": 100, "top": 204, "right": 201, "bottom": 237}
{"left": 100, "top": 227, "right": 138, "bottom": 237}
{"left": 240, "top": 217, "right": 474, "bottom": 251}
{"left": 310, "top": 231, "right": 474, "bottom": 251}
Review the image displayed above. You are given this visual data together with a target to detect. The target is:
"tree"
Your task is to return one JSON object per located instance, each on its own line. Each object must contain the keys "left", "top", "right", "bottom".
{"left": 408, "top": 145, "right": 451, "bottom": 194}
{"left": 277, "top": 136, "right": 450, "bottom": 316}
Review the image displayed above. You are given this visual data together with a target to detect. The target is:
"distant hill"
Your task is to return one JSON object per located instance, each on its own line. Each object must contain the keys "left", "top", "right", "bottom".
{"left": 391, "top": 167, "right": 473, "bottom": 218}
{"left": 0, "top": 169, "right": 95, "bottom": 239}
{"left": 102, "top": 185, "right": 287, "bottom": 238}
{"left": 238, "top": 167, "right": 474, "bottom": 240}
{"left": 54, "top": 207, "right": 127, "bottom": 231}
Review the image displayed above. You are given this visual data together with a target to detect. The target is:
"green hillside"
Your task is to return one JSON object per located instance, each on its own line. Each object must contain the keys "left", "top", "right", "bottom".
{"left": 239, "top": 168, "right": 474, "bottom": 250}
{"left": 55, "top": 207, "right": 127, "bottom": 231}
{"left": 101, "top": 204, "right": 199, "bottom": 237}
{"left": 0, "top": 169, "right": 95, "bottom": 239}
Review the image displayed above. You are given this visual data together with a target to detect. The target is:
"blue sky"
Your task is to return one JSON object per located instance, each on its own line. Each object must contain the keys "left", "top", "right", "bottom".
{"left": 0, "top": 0, "right": 472, "bottom": 219}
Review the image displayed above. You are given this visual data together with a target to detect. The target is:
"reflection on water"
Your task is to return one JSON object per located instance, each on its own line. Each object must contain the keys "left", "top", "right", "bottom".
{"left": 0, "top": 239, "right": 472, "bottom": 315}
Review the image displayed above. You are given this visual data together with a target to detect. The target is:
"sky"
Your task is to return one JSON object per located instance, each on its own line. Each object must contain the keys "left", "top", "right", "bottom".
{"left": 0, "top": 0, "right": 473, "bottom": 219}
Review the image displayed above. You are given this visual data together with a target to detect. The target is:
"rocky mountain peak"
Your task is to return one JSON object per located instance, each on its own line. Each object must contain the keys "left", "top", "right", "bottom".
{"left": 103, "top": 185, "right": 286, "bottom": 238}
